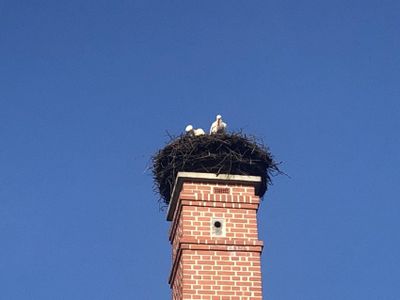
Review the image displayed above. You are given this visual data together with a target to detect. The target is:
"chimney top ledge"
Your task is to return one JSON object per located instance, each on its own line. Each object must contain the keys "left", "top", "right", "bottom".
{"left": 166, "top": 172, "right": 261, "bottom": 221}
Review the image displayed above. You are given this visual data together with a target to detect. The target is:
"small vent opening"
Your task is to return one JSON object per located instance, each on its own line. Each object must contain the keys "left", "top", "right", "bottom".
{"left": 212, "top": 218, "right": 225, "bottom": 237}
{"left": 213, "top": 187, "right": 230, "bottom": 194}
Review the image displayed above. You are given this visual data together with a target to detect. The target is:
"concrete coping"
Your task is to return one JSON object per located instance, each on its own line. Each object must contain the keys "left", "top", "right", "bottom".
{"left": 166, "top": 172, "right": 262, "bottom": 221}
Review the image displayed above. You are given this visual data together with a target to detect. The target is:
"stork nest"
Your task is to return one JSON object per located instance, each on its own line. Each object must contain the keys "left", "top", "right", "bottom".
{"left": 151, "top": 132, "right": 281, "bottom": 205}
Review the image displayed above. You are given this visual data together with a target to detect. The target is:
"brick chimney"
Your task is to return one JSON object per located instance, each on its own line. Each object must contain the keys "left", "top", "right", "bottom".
{"left": 167, "top": 172, "right": 264, "bottom": 299}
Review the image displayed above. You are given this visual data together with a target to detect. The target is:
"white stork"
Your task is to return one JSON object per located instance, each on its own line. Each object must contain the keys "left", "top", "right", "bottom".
{"left": 209, "top": 114, "right": 227, "bottom": 134}
{"left": 185, "top": 125, "right": 205, "bottom": 136}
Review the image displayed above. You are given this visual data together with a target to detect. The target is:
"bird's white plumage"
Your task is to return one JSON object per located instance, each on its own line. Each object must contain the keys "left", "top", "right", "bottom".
{"left": 210, "top": 114, "right": 227, "bottom": 134}
{"left": 193, "top": 128, "right": 205, "bottom": 136}
{"left": 185, "top": 124, "right": 205, "bottom": 136}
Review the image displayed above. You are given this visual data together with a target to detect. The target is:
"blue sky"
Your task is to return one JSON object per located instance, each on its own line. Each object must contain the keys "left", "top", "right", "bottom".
{"left": 1, "top": 0, "right": 399, "bottom": 299}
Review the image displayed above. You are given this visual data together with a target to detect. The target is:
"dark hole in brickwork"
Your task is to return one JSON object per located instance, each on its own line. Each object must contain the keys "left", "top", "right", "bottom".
{"left": 214, "top": 221, "right": 222, "bottom": 228}
{"left": 213, "top": 187, "right": 230, "bottom": 194}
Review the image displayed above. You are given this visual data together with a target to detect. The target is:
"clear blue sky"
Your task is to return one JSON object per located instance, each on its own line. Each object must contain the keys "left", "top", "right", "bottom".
{"left": 1, "top": 1, "right": 399, "bottom": 299}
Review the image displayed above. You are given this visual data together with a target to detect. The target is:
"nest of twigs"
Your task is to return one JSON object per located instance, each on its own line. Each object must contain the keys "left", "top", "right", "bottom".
{"left": 151, "top": 132, "right": 281, "bottom": 205}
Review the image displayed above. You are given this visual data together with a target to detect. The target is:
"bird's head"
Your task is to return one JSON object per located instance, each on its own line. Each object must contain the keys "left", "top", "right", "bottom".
{"left": 185, "top": 125, "right": 194, "bottom": 132}
{"left": 216, "top": 114, "right": 222, "bottom": 120}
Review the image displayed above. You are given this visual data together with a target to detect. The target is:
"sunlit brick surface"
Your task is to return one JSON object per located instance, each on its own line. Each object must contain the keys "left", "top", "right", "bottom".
{"left": 168, "top": 180, "right": 264, "bottom": 300}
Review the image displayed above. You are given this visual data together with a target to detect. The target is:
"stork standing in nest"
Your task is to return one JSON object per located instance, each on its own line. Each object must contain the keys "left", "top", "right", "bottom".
{"left": 210, "top": 114, "right": 227, "bottom": 134}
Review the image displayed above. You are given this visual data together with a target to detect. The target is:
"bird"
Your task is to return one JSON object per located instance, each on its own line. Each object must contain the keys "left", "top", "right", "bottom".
{"left": 210, "top": 114, "right": 227, "bottom": 134}
{"left": 185, "top": 125, "right": 205, "bottom": 136}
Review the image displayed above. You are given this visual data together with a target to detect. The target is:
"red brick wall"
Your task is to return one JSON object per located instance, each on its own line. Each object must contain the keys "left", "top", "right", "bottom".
{"left": 169, "top": 181, "right": 264, "bottom": 299}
